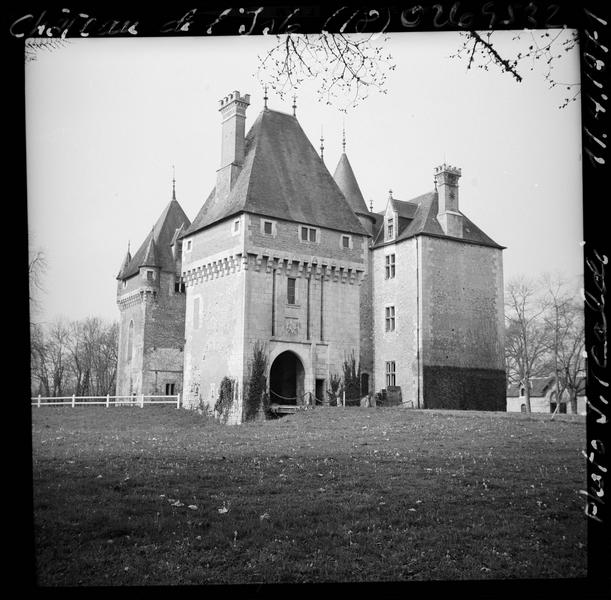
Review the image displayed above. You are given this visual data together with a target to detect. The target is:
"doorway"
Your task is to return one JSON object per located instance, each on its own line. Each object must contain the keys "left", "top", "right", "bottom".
{"left": 269, "top": 351, "right": 305, "bottom": 405}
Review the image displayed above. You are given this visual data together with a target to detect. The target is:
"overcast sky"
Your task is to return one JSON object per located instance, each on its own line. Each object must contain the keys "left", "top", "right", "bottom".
{"left": 26, "top": 31, "right": 583, "bottom": 324}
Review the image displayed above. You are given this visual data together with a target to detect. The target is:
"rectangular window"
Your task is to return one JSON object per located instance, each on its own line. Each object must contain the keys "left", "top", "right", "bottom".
{"left": 341, "top": 235, "right": 351, "bottom": 248}
{"left": 387, "top": 219, "right": 394, "bottom": 239}
{"left": 174, "top": 280, "right": 185, "bottom": 293}
{"left": 263, "top": 220, "right": 273, "bottom": 235}
{"left": 193, "top": 297, "right": 200, "bottom": 329}
{"left": 300, "top": 226, "right": 318, "bottom": 242}
{"left": 185, "top": 239, "right": 192, "bottom": 252}
{"left": 146, "top": 270, "right": 154, "bottom": 281}
{"left": 165, "top": 383, "right": 175, "bottom": 396}
{"left": 233, "top": 219, "right": 240, "bottom": 234}
{"left": 385, "top": 306, "right": 395, "bottom": 331}
{"left": 385, "top": 361, "right": 396, "bottom": 387}
{"left": 287, "top": 277, "right": 296, "bottom": 305}
{"left": 385, "top": 254, "right": 396, "bottom": 279}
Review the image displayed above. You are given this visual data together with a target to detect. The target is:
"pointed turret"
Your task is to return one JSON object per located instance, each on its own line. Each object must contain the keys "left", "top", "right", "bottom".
{"left": 333, "top": 125, "right": 370, "bottom": 219}
{"left": 116, "top": 243, "right": 132, "bottom": 279}
{"left": 139, "top": 231, "right": 159, "bottom": 268}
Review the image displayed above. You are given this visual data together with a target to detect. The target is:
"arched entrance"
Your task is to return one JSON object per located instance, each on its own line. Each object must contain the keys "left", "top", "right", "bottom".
{"left": 269, "top": 351, "right": 305, "bottom": 405}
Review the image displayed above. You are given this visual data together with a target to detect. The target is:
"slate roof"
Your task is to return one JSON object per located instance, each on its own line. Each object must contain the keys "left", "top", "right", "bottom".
{"left": 333, "top": 153, "right": 370, "bottom": 216}
{"left": 184, "top": 109, "right": 368, "bottom": 237}
{"left": 373, "top": 192, "right": 504, "bottom": 249}
{"left": 117, "top": 248, "right": 132, "bottom": 279}
{"left": 119, "top": 198, "right": 191, "bottom": 280}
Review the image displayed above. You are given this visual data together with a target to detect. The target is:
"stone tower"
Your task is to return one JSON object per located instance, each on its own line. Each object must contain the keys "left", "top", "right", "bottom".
{"left": 332, "top": 128, "right": 376, "bottom": 395}
{"left": 371, "top": 165, "right": 506, "bottom": 410}
{"left": 180, "top": 91, "right": 369, "bottom": 422}
{"left": 115, "top": 183, "right": 191, "bottom": 398}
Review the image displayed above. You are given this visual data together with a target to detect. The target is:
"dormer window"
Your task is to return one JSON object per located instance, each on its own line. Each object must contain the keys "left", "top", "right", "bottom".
{"left": 387, "top": 218, "right": 394, "bottom": 239}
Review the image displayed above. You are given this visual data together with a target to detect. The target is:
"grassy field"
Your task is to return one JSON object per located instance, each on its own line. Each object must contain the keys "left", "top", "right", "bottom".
{"left": 31, "top": 406, "right": 587, "bottom": 585}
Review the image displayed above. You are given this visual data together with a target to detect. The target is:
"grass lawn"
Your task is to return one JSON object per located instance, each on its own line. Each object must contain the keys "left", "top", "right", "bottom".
{"left": 31, "top": 406, "right": 587, "bottom": 585}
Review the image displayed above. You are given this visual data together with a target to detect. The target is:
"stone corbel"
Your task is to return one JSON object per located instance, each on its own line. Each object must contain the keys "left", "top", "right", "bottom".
{"left": 241, "top": 254, "right": 249, "bottom": 270}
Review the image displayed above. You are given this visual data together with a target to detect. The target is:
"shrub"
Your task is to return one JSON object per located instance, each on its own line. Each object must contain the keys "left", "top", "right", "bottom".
{"left": 327, "top": 373, "right": 342, "bottom": 406}
{"left": 342, "top": 351, "right": 361, "bottom": 401}
{"left": 244, "top": 342, "right": 268, "bottom": 421}
{"left": 215, "top": 376, "right": 235, "bottom": 423}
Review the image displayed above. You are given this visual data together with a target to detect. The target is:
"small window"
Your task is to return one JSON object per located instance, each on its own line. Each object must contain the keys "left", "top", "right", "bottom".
{"left": 385, "top": 361, "right": 396, "bottom": 387}
{"left": 185, "top": 239, "right": 192, "bottom": 252}
{"left": 122, "top": 280, "right": 127, "bottom": 289}
{"left": 146, "top": 270, "right": 154, "bottom": 281}
{"left": 341, "top": 235, "right": 351, "bottom": 249}
{"left": 300, "top": 226, "right": 318, "bottom": 242}
{"left": 287, "top": 278, "right": 296, "bottom": 305}
{"left": 263, "top": 220, "right": 273, "bottom": 235}
{"left": 519, "top": 387, "right": 525, "bottom": 397}
{"left": 385, "top": 306, "right": 395, "bottom": 331}
{"left": 165, "top": 383, "right": 175, "bottom": 396}
{"left": 385, "top": 254, "right": 395, "bottom": 279}
{"left": 174, "top": 280, "right": 185, "bottom": 293}
{"left": 387, "top": 218, "right": 394, "bottom": 239}
{"left": 233, "top": 219, "right": 240, "bottom": 234}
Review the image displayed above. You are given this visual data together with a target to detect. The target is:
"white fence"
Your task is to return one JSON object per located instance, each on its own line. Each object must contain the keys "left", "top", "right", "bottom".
{"left": 31, "top": 394, "right": 181, "bottom": 409}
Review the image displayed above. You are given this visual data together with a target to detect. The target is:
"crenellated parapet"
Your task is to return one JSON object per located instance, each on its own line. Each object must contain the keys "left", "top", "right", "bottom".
{"left": 116, "top": 288, "right": 158, "bottom": 310}
{"left": 182, "top": 251, "right": 366, "bottom": 287}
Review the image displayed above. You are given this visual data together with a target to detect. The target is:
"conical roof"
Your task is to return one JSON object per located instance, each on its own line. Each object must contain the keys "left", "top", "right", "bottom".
{"left": 120, "top": 198, "right": 191, "bottom": 279}
{"left": 140, "top": 234, "right": 158, "bottom": 268}
{"left": 184, "top": 109, "right": 368, "bottom": 237}
{"left": 116, "top": 247, "right": 132, "bottom": 279}
{"left": 333, "top": 153, "right": 370, "bottom": 216}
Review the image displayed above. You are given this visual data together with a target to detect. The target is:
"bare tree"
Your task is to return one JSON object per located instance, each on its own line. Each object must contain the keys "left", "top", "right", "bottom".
{"left": 32, "top": 317, "right": 119, "bottom": 398}
{"left": 30, "top": 323, "right": 51, "bottom": 397}
{"left": 505, "top": 277, "right": 550, "bottom": 413}
{"left": 256, "top": 30, "right": 578, "bottom": 112}
{"left": 450, "top": 29, "right": 580, "bottom": 109}
{"left": 257, "top": 32, "right": 395, "bottom": 111}
{"left": 29, "top": 247, "right": 47, "bottom": 323}
{"left": 541, "top": 275, "right": 585, "bottom": 414}
{"left": 46, "top": 318, "right": 71, "bottom": 397}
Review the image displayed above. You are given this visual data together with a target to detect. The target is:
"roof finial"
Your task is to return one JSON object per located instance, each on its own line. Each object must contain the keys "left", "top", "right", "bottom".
{"left": 172, "top": 165, "right": 176, "bottom": 200}
{"left": 369, "top": 199, "right": 373, "bottom": 212}
{"left": 320, "top": 126, "right": 324, "bottom": 161}
{"left": 127, "top": 240, "right": 131, "bottom": 254}
{"left": 292, "top": 94, "right": 297, "bottom": 117}
{"left": 389, "top": 189, "right": 393, "bottom": 199}
{"left": 263, "top": 85, "right": 268, "bottom": 109}
{"left": 342, "top": 120, "right": 346, "bottom": 153}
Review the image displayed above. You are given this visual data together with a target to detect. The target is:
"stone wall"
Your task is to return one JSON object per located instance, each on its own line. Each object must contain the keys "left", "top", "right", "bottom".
{"left": 116, "top": 269, "right": 187, "bottom": 398}
{"left": 372, "top": 238, "right": 421, "bottom": 405}
{"left": 419, "top": 237, "right": 505, "bottom": 410}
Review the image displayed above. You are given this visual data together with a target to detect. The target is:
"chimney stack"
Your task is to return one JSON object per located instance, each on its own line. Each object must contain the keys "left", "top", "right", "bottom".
{"left": 216, "top": 90, "right": 250, "bottom": 200}
{"left": 434, "top": 163, "right": 463, "bottom": 238}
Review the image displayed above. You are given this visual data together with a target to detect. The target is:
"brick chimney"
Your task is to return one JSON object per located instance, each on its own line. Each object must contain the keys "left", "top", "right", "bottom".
{"left": 216, "top": 90, "right": 250, "bottom": 201}
{"left": 434, "top": 163, "right": 463, "bottom": 238}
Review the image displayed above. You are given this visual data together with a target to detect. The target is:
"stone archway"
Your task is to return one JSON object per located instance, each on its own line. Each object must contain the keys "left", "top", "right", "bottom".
{"left": 269, "top": 351, "right": 305, "bottom": 405}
